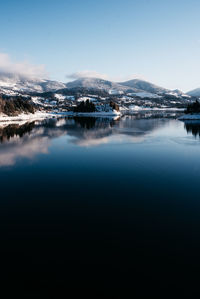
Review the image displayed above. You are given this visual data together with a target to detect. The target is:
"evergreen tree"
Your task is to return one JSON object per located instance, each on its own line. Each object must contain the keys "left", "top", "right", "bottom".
{"left": 74, "top": 100, "right": 96, "bottom": 112}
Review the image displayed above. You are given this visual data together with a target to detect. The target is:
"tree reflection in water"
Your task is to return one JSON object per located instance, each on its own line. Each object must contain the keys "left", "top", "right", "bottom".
{"left": 0, "top": 115, "right": 182, "bottom": 167}
{"left": 184, "top": 121, "right": 200, "bottom": 138}
{"left": 74, "top": 117, "right": 97, "bottom": 129}
{"left": 0, "top": 122, "right": 35, "bottom": 143}
{"left": 74, "top": 116, "right": 117, "bottom": 130}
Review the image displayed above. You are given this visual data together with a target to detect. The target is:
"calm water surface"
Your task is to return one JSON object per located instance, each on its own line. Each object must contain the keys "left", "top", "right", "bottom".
{"left": 0, "top": 114, "right": 200, "bottom": 297}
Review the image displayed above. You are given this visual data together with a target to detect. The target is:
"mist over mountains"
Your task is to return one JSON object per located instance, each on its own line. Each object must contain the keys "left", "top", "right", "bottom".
{"left": 0, "top": 73, "right": 66, "bottom": 94}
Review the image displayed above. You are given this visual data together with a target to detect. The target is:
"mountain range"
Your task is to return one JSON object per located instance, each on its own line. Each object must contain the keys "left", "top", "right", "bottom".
{"left": 0, "top": 73, "right": 199, "bottom": 98}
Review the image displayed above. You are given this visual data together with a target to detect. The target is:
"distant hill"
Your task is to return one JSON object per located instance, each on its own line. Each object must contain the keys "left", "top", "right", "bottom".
{"left": 66, "top": 77, "right": 140, "bottom": 93}
{"left": 187, "top": 88, "right": 200, "bottom": 97}
{"left": 0, "top": 73, "right": 66, "bottom": 94}
{"left": 119, "top": 79, "right": 168, "bottom": 94}
{"left": 0, "top": 74, "right": 190, "bottom": 100}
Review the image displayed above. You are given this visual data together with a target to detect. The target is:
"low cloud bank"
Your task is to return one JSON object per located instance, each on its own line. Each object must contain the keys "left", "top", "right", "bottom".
{"left": 66, "top": 70, "right": 109, "bottom": 80}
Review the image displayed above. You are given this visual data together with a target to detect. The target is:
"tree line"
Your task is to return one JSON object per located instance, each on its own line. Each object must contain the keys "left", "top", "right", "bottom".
{"left": 185, "top": 100, "right": 200, "bottom": 114}
{"left": 74, "top": 99, "right": 119, "bottom": 113}
{"left": 0, "top": 96, "right": 35, "bottom": 116}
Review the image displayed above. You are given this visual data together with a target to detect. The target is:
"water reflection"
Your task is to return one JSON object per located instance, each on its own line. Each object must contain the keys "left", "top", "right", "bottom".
{"left": 1, "top": 112, "right": 200, "bottom": 297}
{"left": 184, "top": 121, "right": 200, "bottom": 138}
{"left": 74, "top": 117, "right": 101, "bottom": 129}
{"left": 0, "top": 122, "right": 35, "bottom": 143}
{"left": 0, "top": 114, "right": 180, "bottom": 167}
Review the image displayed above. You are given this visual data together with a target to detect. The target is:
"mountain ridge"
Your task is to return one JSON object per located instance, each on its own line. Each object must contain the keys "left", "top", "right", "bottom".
{"left": 187, "top": 88, "right": 200, "bottom": 97}
{"left": 65, "top": 77, "right": 140, "bottom": 93}
{"left": 119, "top": 79, "right": 168, "bottom": 94}
{"left": 0, "top": 73, "right": 192, "bottom": 99}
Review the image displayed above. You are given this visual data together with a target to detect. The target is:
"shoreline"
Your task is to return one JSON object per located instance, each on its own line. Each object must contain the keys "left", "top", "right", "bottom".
{"left": 0, "top": 111, "right": 56, "bottom": 123}
{"left": 0, "top": 108, "right": 186, "bottom": 125}
{"left": 0, "top": 110, "right": 121, "bottom": 123}
{"left": 178, "top": 114, "right": 200, "bottom": 120}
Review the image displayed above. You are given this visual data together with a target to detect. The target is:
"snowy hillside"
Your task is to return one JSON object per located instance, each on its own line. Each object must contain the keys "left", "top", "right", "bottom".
{"left": 65, "top": 77, "right": 139, "bottom": 93}
{"left": 119, "top": 79, "right": 168, "bottom": 94}
{"left": 187, "top": 88, "right": 200, "bottom": 97}
{"left": 66, "top": 77, "right": 188, "bottom": 98}
{"left": 0, "top": 74, "right": 66, "bottom": 94}
{"left": 0, "top": 74, "right": 193, "bottom": 109}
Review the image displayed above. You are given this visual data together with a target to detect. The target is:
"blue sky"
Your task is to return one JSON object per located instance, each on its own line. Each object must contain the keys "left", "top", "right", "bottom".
{"left": 0, "top": 0, "right": 200, "bottom": 91}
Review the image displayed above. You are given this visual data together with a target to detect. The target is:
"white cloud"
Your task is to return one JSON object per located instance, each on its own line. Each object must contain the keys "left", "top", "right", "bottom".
{"left": 0, "top": 136, "right": 49, "bottom": 167}
{"left": 0, "top": 52, "right": 47, "bottom": 80}
{"left": 66, "top": 70, "right": 109, "bottom": 80}
{"left": 66, "top": 70, "right": 145, "bottom": 83}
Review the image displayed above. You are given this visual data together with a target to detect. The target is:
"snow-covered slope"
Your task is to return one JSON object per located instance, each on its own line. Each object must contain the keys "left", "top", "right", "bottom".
{"left": 187, "top": 88, "right": 200, "bottom": 97}
{"left": 128, "top": 91, "right": 161, "bottom": 98}
{"left": 119, "top": 79, "right": 168, "bottom": 94}
{"left": 0, "top": 73, "right": 190, "bottom": 101}
{"left": 66, "top": 77, "right": 187, "bottom": 98}
{"left": 66, "top": 77, "right": 140, "bottom": 93}
{"left": 0, "top": 74, "right": 66, "bottom": 94}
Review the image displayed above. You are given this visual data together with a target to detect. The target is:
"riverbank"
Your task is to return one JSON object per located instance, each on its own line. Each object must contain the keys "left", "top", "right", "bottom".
{"left": 0, "top": 110, "right": 121, "bottom": 123}
{"left": 0, "top": 111, "right": 56, "bottom": 123}
{"left": 179, "top": 114, "right": 200, "bottom": 120}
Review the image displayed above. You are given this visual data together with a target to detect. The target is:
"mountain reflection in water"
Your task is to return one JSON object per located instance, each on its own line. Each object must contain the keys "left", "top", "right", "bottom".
{"left": 0, "top": 113, "right": 198, "bottom": 167}
{"left": 0, "top": 115, "right": 169, "bottom": 167}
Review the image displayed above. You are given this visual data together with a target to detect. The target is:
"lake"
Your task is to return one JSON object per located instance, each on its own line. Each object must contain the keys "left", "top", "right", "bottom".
{"left": 0, "top": 113, "right": 200, "bottom": 297}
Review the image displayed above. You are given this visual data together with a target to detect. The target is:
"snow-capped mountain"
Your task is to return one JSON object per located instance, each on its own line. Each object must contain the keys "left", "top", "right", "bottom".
{"left": 187, "top": 88, "right": 200, "bottom": 97}
{"left": 119, "top": 79, "right": 168, "bottom": 94}
{"left": 66, "top": 77, "right": 187, "bottom": 98}
{"left": 0, "top": 73, "right": 191, "bottom": 101}
{"left": 0, "top": 73, "right": 193, "bottom": 114}
{"left": 0, "top": 73, "right": 66, "bottom": 94}
{"left": 65, "top": 77, "right": 140, "bottom": 93}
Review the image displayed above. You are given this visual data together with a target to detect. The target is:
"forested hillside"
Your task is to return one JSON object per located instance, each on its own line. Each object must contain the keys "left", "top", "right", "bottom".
{"left": 0, "top": 96, "right": 35, "bottom": 116}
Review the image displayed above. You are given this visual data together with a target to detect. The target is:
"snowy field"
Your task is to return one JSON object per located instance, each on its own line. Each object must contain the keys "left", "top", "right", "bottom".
{"left": 0, "top": 111, "right": 56, "bottom": 123}
{"left": 0, "top": 110, "right": 121, "bottom": 124}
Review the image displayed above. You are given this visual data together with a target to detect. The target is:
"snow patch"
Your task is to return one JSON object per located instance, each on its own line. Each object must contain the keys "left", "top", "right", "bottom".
{"left": 128, "top": 92, "right": 161, "bottom": 99}
{"left": 77, "top": 97, "right": 98, "bottom": 102}
{"left": 0, "top": 111, "right": 55, "bottom": 123}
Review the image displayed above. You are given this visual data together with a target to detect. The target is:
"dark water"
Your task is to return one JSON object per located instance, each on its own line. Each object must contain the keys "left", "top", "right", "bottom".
{"left": 1, "top": 114, "right": 200, "bottom": 297}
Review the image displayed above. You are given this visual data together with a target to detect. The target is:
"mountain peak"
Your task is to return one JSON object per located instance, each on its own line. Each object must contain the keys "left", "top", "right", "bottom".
{"left": 0, "top": 73, "right": 66, "bottom": 93}
{"left": 119, "top": 79, "right": 168, "bottom": 94}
